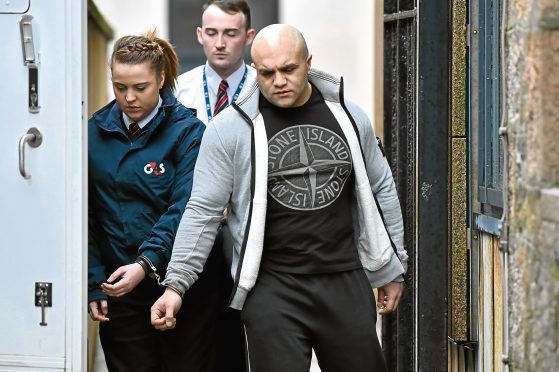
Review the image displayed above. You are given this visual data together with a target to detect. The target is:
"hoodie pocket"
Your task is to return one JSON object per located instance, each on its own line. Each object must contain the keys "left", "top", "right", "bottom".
{"left": 238, "top": 197, "right": 267, "bottom": 287}
{"left": 355, "top": 182, "right": 393, "bottom": 271}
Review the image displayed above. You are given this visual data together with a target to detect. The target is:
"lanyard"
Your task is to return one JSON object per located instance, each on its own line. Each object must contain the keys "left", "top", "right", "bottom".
{"left": 203, "top": 65, "right": 248, "bottom": 121}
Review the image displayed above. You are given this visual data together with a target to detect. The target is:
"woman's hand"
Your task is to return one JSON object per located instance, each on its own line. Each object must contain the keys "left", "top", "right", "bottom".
{"left": 101, "top": 263, "right": 146, "bottom": 298}
{"left": 89, "top": 299, "right": 109, "bottom": 322}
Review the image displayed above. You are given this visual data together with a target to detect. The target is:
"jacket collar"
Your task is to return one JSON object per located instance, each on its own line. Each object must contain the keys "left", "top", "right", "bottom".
{"left": 308, "top": 69, "right": 343, "bottom": 103}
{"left": 91, "top": 87, "right": 177, "bottom": 137}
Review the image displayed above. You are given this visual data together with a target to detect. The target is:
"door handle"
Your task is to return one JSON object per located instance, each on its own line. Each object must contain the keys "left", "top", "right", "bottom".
{"left": 19, "top": 127, "right": 42, "bottom": 179}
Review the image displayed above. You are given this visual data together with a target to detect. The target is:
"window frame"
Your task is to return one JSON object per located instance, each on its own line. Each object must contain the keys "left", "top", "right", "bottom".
{"left": 476, "top": 0, "right": 503, "bottom": 210}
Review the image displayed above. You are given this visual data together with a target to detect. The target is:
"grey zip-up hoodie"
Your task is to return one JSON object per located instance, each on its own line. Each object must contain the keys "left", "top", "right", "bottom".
{"left": 164, "top": 68, "right": 408, "bottom": 310}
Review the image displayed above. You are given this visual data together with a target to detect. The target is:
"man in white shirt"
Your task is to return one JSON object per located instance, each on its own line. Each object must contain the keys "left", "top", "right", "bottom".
{"left": 174, "top": 1, "right": 256, "bottom": 371}
{"left": 176, "top": 0, "right": 256, "bottom": 124}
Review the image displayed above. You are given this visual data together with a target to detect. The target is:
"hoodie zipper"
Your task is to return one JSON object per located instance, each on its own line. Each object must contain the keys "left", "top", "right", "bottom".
{"left": 229, "top": 103, "right": 257, "bottom": 304}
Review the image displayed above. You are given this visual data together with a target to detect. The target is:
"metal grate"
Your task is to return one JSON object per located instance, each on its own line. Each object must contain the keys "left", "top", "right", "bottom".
{"left": 384, "top": 0, "right": 452, "bottom": 370}
{"left": 383, "top": 1, "right": 417, "bottom": 370}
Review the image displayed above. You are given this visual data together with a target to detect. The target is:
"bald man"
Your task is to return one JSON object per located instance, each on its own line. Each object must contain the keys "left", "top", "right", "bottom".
{"left": 151, "top": 24, "right": 407, "bottom": 371}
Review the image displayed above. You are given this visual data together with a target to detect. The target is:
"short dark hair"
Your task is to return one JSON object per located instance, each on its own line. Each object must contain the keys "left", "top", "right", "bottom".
{"left": 202, "top": 0, "right": 251, "bottom": 29}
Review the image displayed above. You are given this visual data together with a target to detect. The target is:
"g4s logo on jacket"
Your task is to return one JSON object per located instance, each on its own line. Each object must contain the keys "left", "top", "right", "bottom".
{"left": 144, "top": 162, "right": 166, "bottom": 176}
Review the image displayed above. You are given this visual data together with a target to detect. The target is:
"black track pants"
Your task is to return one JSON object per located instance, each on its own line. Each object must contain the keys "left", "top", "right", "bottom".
{"left": 99, "top": 247, "right": 221, "bottom": 372}
{"left": 240, "top": 269, "right": 388, "bottom": 372}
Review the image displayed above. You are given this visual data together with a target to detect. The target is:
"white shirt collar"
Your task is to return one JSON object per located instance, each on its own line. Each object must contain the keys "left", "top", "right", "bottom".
{"left": 122, "top": 96, "right": 163, "bottom": 129}
{"left": 205, "top": 61, "right": 247, "bottom": 100}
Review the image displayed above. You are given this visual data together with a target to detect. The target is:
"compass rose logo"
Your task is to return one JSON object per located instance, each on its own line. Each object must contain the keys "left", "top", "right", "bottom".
{"left": 267, "top": 125, "right": 352, "bottom": 210}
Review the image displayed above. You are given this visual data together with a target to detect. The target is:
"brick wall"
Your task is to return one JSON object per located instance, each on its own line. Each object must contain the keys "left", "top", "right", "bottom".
{"left": 506, "top": 0, "right": 559, "bottom": 369}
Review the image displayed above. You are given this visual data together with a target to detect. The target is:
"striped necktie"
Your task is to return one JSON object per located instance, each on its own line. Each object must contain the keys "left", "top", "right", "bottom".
{"left": 213, "top": 79, "right": 229, "bottom": 116}
{"left": 128, "top": 122, "right": 141, "bottom": 138}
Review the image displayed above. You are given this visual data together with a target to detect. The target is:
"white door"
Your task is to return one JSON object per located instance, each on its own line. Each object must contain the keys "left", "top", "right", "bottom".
{"left": 0, "top": 0, "right": 86, "bottom": 370}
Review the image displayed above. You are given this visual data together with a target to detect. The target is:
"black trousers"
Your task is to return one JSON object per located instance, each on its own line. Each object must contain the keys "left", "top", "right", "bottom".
{"left": 215, "top": 253, "right": 246, "bottom": 372}
{"left": 99, "top": 248, "right": 221, "bottom": 372}
{"left": 241, "top": 268, "right": 388, "bottom": 372}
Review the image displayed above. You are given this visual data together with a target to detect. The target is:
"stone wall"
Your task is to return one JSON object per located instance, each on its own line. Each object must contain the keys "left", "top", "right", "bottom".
{"left": 506, "top": 0, "right": 559, "bottom": 370}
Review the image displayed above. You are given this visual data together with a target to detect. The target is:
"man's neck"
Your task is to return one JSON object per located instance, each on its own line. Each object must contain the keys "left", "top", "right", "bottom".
{"left": 292, "top": 83, "right": 313, "bottom": 108}
{"left": 209, "top": 60, "right": 245, "bottom": 80}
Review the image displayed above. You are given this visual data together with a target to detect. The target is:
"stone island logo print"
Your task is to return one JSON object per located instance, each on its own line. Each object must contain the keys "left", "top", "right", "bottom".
{"left": 144, "top": 162, "right": 166, "bottom": 176}
{"left": 268, "top": 125, "right": 352, "bottom": 210}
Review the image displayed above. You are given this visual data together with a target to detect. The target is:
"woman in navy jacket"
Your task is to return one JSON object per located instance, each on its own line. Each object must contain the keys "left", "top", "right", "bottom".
{"left": 88, "top": 30, "right": 213, "bottom": 371}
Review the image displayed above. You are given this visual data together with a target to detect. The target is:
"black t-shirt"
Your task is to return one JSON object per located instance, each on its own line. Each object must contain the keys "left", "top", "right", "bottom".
{"left": 260, "top": 85, "right": 362, "bottom": 274}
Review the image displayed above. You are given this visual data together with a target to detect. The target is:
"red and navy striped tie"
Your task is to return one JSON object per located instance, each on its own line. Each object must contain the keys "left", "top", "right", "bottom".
{"left": 213, "top": 79, "right": 229, "bottom": 116}
{"left": 128, "top": 122, "right": 140, "bottom": 138}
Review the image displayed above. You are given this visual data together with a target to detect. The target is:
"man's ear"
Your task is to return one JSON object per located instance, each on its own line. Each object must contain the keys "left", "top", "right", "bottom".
{"left": 245, "top": 28, "right": 256, "bottom": 46}
{"left": 196, "top": 27, "right": 204, "bottom": 45}
{"left": 306, "top": 54, "right": 313, "bottom": 70}
{"left": 250, "top": 62, "right": 256, "bottom": 68}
